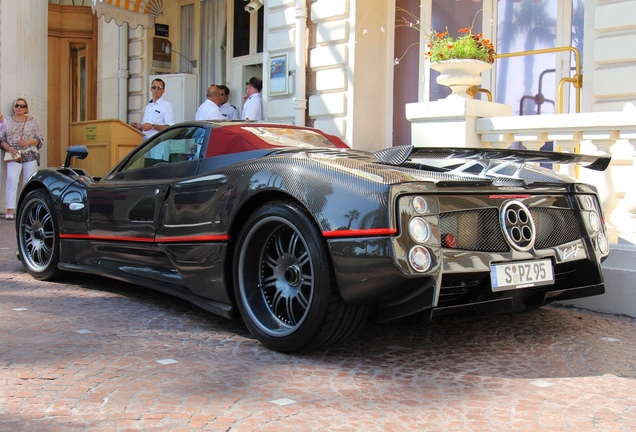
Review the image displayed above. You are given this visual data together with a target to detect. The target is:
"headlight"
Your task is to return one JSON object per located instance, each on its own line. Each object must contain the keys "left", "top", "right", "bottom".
{"left": 409, "top": 246, "right": 431, "bottom": 272}
{"left": 409, "top": 217, "right": 431, "bottom": 243}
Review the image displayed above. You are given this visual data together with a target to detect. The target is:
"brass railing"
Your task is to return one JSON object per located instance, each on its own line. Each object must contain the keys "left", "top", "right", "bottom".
{"left": 493, "top": 46, "right": 582, "bottom": 113}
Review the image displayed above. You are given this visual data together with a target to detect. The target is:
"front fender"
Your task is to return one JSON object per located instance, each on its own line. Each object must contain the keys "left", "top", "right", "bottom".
{"left": 18, "top": 169, "right": 91, "bottom": 234}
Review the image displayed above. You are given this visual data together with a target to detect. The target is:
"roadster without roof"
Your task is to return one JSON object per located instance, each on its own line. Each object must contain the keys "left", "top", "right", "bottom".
{"left": 15, "top": 121, "right": 611, "bottom": 352}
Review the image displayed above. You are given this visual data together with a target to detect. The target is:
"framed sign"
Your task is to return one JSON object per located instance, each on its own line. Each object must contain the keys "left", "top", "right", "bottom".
{"left": 152, "top": 37, "right": 171, "bottom": 69}
{"left": 155, "top": 23, "right": 169, "bottom": 37}
{"left": 268, "top": 54, "right": 288, "bottom": 96}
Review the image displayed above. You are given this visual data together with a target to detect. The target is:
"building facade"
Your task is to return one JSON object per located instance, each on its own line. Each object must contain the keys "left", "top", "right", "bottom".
{"left": 1, "top": 1, "right": 633, "bottom": 155}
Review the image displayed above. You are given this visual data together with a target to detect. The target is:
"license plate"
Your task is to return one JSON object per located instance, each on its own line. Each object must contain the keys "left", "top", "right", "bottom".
{"left": 490, "top": 259, "right": 554, "bottom": 292}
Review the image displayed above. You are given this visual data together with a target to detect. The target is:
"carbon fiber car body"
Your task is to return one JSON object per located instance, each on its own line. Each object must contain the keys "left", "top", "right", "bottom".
{"left": 15, "top": 121, "right": 611, "bottom": 350}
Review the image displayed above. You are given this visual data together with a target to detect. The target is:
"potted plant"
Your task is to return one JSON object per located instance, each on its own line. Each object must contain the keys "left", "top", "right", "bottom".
{"left": 425, "top": 28, "right": 496, "bottom": 64}
{"left": 395, "top": 8, "right": 496, "bottom": 99}
{"left": 426, "top": 28, "right": 496, "bottom": 99}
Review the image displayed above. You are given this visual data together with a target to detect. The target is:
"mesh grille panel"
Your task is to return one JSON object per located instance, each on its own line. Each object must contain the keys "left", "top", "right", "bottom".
{"left": 531, "top": 208, "right": 582, "bottom": 249}
{"left": 439, "top": 205, "right": 581, "bottom": 252}
{"left": 439, "top": 209, "right": 509, "bottom": 252}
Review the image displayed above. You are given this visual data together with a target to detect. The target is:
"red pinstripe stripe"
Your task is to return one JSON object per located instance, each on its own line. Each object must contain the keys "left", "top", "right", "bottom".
{"left": 322, "top": 228, "right": 397, "bottom": 238}
{"left": 60, "top": 234, "right": 230, "bottom": 243}
{"left": 60, "top": 228, "right": 395, "bottom": 242}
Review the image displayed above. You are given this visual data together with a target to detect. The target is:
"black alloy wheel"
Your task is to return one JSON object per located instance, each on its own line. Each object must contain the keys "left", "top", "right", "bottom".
{"left": 233, "top": 201, "right": 368, "bottom": 352}
{"left": 17, "top": 189, "right": 62, "bottom": 280}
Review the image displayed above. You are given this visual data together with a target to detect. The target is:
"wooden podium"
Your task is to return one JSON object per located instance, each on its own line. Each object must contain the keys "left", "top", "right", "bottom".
{"left": 70, "top": 119, "right": 143, "bottom": 177}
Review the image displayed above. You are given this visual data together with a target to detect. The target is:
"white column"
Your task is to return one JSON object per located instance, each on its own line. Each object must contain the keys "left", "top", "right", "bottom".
{"left": 480, "top": 132, "right": 513, "bottom": 149}
{"left": 582, "top": 131, "right": 619, "bottom": 243}
{"left": 0, "top": 2, "right": 48, "bottom": 212}
{"left": 293, "top": 0, "right": 308, "bottom": 127}
{"left": 550, "top": 132, "right": 583, "bottom": 178}
{"left": 622, "top": 137, "right": 636, "bottom": 221}
{"left": 515, "top": 132, "right": 548, "bottom": 151}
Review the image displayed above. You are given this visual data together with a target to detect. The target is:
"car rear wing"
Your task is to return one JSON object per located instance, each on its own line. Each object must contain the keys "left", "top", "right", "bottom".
{"left": 374, "top": 145, "right": 611, "bottom": 172}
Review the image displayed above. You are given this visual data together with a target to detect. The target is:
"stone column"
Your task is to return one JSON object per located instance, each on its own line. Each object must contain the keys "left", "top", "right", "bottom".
{"left": 550, "top": 132, "right": 582, "bottom": 178}
{"left": 0, "top": 2, "right": 48, "bottom": 212}
{"left": 623, "top": 136, "right": 636, "bottom": 222}
{"left": 581, "top": 131, "right": 619, "bottom": 243}
{"left": 515, "top": 132, "right": 547, "bottom": 151}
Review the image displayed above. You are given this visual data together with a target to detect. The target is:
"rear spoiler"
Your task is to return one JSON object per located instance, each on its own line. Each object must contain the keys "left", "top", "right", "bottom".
{"left": 374, "top": 145, "right": 611, "bottom": 172}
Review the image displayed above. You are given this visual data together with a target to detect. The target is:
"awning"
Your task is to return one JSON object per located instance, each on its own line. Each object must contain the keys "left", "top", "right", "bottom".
{"left": 91, "top": 0, "right": 164, "bottom": 29}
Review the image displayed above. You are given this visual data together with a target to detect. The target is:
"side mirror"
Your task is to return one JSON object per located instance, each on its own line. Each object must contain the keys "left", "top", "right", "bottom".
{"left": 63, "top": 145, "right": 89, "bottom": 168}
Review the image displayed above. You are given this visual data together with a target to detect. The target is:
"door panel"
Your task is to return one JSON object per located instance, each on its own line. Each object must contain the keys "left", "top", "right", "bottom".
{"left": 87, "top": 181, "right": 170, "bottom": 240}
{"left": 88, "top": 125, "right": 208, "bottom": 240}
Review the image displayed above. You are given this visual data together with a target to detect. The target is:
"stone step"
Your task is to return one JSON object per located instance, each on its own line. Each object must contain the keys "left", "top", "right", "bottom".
{"left": 556, "top": 243, "right": 636, "bottom": 317}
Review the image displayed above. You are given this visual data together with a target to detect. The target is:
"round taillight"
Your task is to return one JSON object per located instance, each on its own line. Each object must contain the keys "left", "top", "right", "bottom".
{"left": 409, "top": 246, "right": 431, "bottom": 272}
{"left": 413, "top": 196, "right": 428, "bottom": 214}
{"left": 589, "top": 211, "right": 601, "bottom": 232}
{"left": 409, "top": 217, "right": 431, "bottom": 243}
{"left": 597, "top": 232, "right": 608, "bottom": 254}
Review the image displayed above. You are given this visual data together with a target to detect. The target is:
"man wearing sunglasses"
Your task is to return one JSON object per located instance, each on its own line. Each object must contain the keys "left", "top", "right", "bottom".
{"left": 130, "top": 78, "right": 175, "bottom": 140}
{"left": 218, "top": 85, "right": 239, "bottom": 120}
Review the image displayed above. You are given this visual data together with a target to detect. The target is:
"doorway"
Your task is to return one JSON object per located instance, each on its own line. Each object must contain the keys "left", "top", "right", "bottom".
{"left": 48, "top": 4, "right": 97, "bottom": 167}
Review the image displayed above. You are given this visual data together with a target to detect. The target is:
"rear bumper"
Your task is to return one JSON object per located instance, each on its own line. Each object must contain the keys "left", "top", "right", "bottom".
{"left": 328, "top": 236, "right": 606, "bottom": 323}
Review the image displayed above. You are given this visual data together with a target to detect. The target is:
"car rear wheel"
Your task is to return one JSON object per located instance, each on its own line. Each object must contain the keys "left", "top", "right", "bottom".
{"left": 17, "top": 189, "right": 62, "bottom": 280}
{"left": 233, "top": 201, "right": 368, "bottom": 352}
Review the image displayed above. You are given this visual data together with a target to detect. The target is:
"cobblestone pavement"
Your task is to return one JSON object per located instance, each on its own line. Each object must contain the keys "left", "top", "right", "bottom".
{"left": 1, "top": 217, "right": 636, "bottom": 431}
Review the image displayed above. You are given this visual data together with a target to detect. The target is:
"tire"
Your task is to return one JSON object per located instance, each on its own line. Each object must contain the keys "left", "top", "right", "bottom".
{"left": 17, "top": 189, "right": 63, "bottom": 280}
{"left": 233, "top": 201, "right": 368, "bottom": 352}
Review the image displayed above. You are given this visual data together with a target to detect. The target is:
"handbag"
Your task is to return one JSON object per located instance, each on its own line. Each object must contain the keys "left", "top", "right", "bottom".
{"left": 3, "top": 150, "right": 20, "bottom": 162}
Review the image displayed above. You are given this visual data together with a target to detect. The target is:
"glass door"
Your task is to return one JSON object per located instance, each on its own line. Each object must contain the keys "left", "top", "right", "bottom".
{"left": 392, "top": 0, "right": 582, "bottom": 125}
{"left": 70, "top": 43, "right": 87, "bottom": 122}
{"left": 494, "top": 0, "right": 581, "bottom": 115}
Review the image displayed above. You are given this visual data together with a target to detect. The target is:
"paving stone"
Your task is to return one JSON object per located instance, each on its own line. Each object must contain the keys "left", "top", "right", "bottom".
{"left": 2, "top": 218, "right": 636, "bottom": 431}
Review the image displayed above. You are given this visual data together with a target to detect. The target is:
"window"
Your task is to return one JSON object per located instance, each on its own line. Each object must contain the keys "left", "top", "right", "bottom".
{"left": 122, "top": 127, "right": 207, "bottom": 171}
{"left": 200, "top": 0, "right": 228, "bottom": 101}
{"left": 232, "top": 0, "right": 263, "bottom": 57}
{"left": 490, "top": 0, "right": 583, "bottom": 115}
{"left": 179, "top": 3, "right": 195, "bottom": 74}
{"left": 70, "top": 43, "right": 88, "bottom": 122}
{"left": 496, "top": 0, "right": 558, "bottom": 115}
{"left": 392, "top": 0, "right": 582, "bottom": 147}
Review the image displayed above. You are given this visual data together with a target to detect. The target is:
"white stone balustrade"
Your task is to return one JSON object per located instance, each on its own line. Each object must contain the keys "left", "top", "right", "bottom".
{"left": 475, "top": 112, "right": 636, "bottom": 243}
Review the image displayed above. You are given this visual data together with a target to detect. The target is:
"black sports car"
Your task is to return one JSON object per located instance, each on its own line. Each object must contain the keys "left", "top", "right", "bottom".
{"left": 15, "top": 122, "right": 611, "bottom": 352}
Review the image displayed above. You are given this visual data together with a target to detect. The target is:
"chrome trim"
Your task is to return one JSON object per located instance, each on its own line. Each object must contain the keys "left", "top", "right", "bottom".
{"left": 500, "top": 201, "right": 536, "bottom": 252}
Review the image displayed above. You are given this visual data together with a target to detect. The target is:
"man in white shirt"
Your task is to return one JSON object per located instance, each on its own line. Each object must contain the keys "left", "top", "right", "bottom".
{"left": 195, "top": 85, "right": 224, "bottom": 121}
{"left": 218, "top": 85, "right": 239, "bottom": 120}
{"left": 130, "top": 79, "right": 175, "bottom": 140}
{"left": 241, "top": 77, "right": 263, "bottom": 121}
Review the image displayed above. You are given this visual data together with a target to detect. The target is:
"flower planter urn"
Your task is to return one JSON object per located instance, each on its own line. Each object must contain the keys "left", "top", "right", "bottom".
{"left": 430, "top": 59, "right": 492, "bottom": 99}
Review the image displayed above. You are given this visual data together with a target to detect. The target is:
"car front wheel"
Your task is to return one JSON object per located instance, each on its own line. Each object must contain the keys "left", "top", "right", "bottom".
{"left": 233, "top": 201, "right": 368, "bottom": 352}
{"left": 17, "top": 189, "right": 62, "bottom": 280}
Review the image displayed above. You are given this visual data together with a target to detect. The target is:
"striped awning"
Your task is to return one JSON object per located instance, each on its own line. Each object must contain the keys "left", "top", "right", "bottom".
{"left": 91, "top": 0, "right": 164, "bottom": 29}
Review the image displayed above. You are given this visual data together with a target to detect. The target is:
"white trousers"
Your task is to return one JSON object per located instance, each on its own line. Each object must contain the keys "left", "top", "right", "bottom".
{"left": 5, "top": 160, "right": 38, "bottom": 211}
